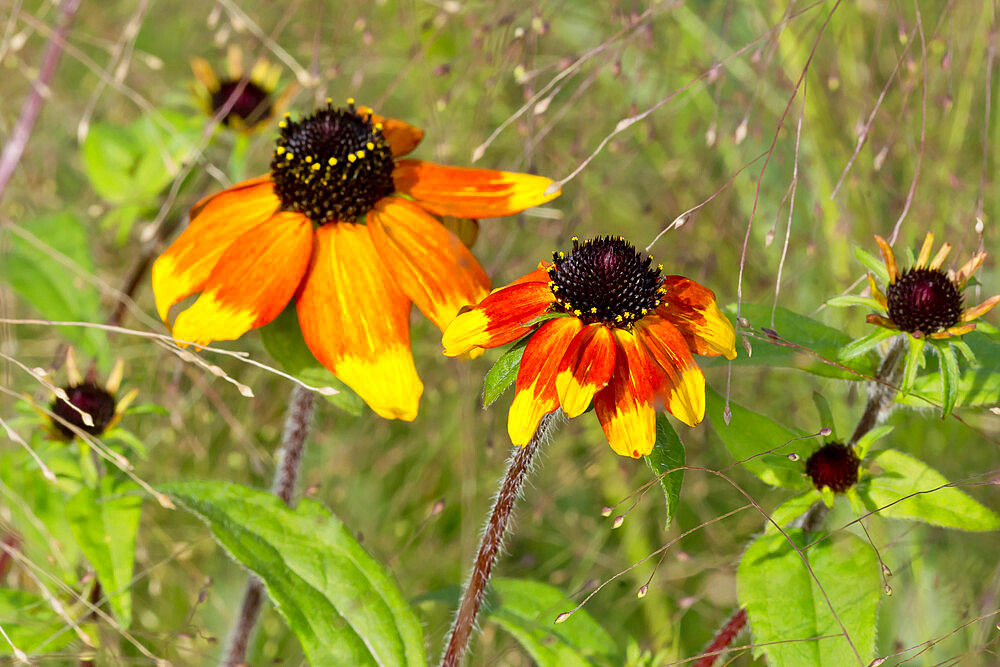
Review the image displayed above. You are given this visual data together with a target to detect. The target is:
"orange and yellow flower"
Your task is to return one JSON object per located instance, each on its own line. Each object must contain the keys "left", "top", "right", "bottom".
{"left": 191, "top": 45, "right": 298, "bottom": 133}
{"left": 442, "top": 237, "right": 736, "bottom": 458}
{"left": 153, "top": 100, "right": 560, "bottom": 421}
{"left": 867, "top": 232, "right": 999, "bottom": 339}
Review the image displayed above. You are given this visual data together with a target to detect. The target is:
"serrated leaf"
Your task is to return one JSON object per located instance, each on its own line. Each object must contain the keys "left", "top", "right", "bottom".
{"left": 708, "top": 304, "right": 876, "bottom": 379}
{"left": 936, "top": 343, "right": 960, "bottom": 417}
{"left": 738, "top": 529, "right": 879, "bottom": 667}
{"left": 644, "top": 415, "right": 685, "bottom": 530}
{"left": 705, "top": 387, "right": 811, "bottom": 490}
{"left": 259, "top": 304, "right": 365, "bottom": 416}
{"left": 896, "top": 332, "right": 1000, "bottom": 408}
{"left": 764, "top": 491, "right": 821, "bottom": 534}
{"left": 483, "top": 336, "right": 530, "bottom": 407}
{"left": 859, "top": 449, "right": 999, "bottom": 531}
{"left": 66, "top": 477, "right": 142, "bottom": 627}
{"left": 162, "top": 481, "right": 426, "bottom": 666}
{"left": 0, "top": 589, "right": 81, "bottom": 655}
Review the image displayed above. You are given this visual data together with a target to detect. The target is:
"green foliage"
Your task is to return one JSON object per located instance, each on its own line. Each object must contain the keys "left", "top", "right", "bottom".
{"left": 162, "top": 481, "right": 427, "bottom": 666}
{"left": 0, "top": 589, "right": 82, "bottom": 655}
{"left": 0, "top": 214, "right": 109, "bottom": 364}
{"left": 644, "top": 415, "right": 685, "bottom": 530}
{"left": 859, "top": 449, "right": 1000, "bottom": 531}
{"left": 896, "top": 331, "right": 1000, "bottom": 409}
{"left": 738, "top": 530, "right": 880, "bottom": 667}
{"left": 764, "top": 490, "right": 821, "bottom": 534}
{"left": 705, "top": 387, "right": 811, "bottom": 490}
{"left": 259, "top": 304, "right": 365, "bottom": 416}
{"left": 66, "top": 477, "right": 142, "bottom": 628}
{"left": 483, "top": 336, "right": 530, "bottom": 407}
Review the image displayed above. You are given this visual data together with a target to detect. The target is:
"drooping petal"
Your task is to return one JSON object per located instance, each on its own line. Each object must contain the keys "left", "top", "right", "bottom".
{"left": 555, "top": 323, "right": 616, "bottom": 418}
{"left": 297, "top": 223, "right": 422, "bottom": 421}
{"left": 874, "top": 235, "right": 899, "bottom": 283}
{"left": 961, "top": 293, "right": 1000, "bottom": 322}
{"left": 172, "top": 212, "right": 312, "bottom": 344}
{"left": 931, "top": 322, "right": 977, "bottom": 339}
{"left": 152, "top": 176, "right": 278, "bottom": 322}
{"left": 393, "top": 159, "right": 560, "bottom": 218}
{"left": 442, "top": 281, "right": 554, "bottom": 356}
{"left": 953, "top": 251, "right": 987, "bottom": 287}
{"left": 357, "top": 106, "right": 424, "bottom": 157}
{"left": 508, "top": 317, "right": 582, "bottom": 446}
{"left": 658, "top": 276, "right": 736, "bottom": 360}
{"left": 866, "top": 313, "right": 898, "bottom": 329}
{"left": 867, "top": 273, "right": 888, "bottom": 310}
{"left": 635, "top": 315, "right": 706, "bottom": 427}
{"left": 593, "top": 329, "right": 656, "bottom": 459}
{"left": 368, "top": 197, "right": 490, "bottom": 332}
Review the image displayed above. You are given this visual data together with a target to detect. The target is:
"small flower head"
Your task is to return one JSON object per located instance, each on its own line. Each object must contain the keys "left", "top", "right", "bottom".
{"left": 867, "top": 232, "right": 999, "bottom": 339}
{"left": 44, "top": 349, "right": 137, "bottom": 441}
{"left": 443, "top": 236, "right": 736, "bottom": 458}
{"left": 805, "top": 442, "right": 861, "bottom": 493}
{"left": 191, "top": 45, "right": 298, "bottom": 133}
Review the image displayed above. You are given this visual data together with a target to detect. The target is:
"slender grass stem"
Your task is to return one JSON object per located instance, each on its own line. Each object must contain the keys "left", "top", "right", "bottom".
{"left": 440, "top": 413, "right": 556, "bottom": 667}
{"left": 221, "top": 384, "right": 315, "bottom": 666}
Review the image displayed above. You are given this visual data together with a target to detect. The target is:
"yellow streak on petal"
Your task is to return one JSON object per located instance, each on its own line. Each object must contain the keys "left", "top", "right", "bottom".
{"left": 337, "top": 355, "right": 420, "bottom": 421}
{"left": 867, "top": 273, "right": 888, "bottom": 309}
{"left": 928, "top": 243, "right": 952, "bottom": 270}
{"left": 441, "top": 308, "right": 490, "bottom": 356}
{"left": 874, "top": 235, "right": 898, "bottom": 282}
{"left": 931, "top": 322, "right": 977, "bottom": 339}
{"left": 698, "top": 301, "right": 737, "bottom": 360}
{"left": 172, "top": 294, "right": 256, "bottom": 345}
{"left": 915, "top": 231, "right": 935, "bottom": 268}
{"left": 954, "top": 252, "right": 986, "bottom": 287}
{"left": 508, "top": 379, "right": 554, "bottom": 447}
{"left": 961, "top": 294, "right": 1000, "bottom": 322}
{"left": 666, "top": 363, "right": 705, "bottom": 427}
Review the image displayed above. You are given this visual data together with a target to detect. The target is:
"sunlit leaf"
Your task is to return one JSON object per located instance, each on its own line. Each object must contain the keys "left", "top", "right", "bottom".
{"left": 738, "top": 529, "right": 879, "bottom": 667}
{"left": 0, "top": 589, "right": 82, "bottom": 655}
{"left": 896, "top": 332, "right": 1000, "bottom": 409}
{"left": 644, "top": 415, "right": 685, "bottom": 530}
{"left": 483, "top": 336, "right": 530, "bottom": 407}
{"left": 764, "top": 490, "right": 821, "bottom": 534}
{"left": 162, "top": 481, "right": 426, "bottom": 666}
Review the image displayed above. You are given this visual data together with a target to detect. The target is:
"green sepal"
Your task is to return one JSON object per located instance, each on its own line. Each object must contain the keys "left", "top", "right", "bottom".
{"left": 899, "top": 334, "right": 926, "bottom": 395}
{"left": 855, "top": 424, "right": 892, "bottom": 461}
{"left": 483, "top": 335, "right": 532, "bottom": 407}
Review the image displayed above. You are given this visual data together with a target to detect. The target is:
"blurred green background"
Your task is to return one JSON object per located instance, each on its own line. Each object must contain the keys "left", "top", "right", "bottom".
{"left": 1, "top": 0, "right": 998, "bottom": 664}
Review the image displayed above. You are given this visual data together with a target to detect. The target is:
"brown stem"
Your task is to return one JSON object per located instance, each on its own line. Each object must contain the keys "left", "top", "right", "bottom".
{"left": 221, "top": 385, "right": 315, "bottom": 666}
{"left": 440, "top": 414, "right": 555, "bottom": 667}
{"left": 849, "top": 337, "right": 905, "bottom": 446}
{"left": 694, "top": 607, "right": 748, "bottom": 667}
{"left": 0, "top": 0, "right": 81, "bottom": 205}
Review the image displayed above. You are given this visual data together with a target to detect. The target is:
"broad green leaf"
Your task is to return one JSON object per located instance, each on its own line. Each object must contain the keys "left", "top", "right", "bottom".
{"left": 259, "top": 304, "right": 365, "bottom": 416}
{"left": 66, "top": 477, "right": 142, "bottom": 627}
{"left": 0, "top": 214, "right": 109, "bottom": 364}
{"left": 708, "top": 304, "right": 876, "bottom": 379}
{"left": 0, "top": 589, "right": 80, "bottom": 655}
{"left": 81, "top": 123, "right": 139, "bottom": 202}
{"left": 764, "top": 490, "right": 821, "bottom": 534}
{"left": 738, "top": 529, "right": 879, "bottom": 667}
{"left": 837, "top": 327, "right": 897, "bottom": 362}
{"left": 896, "top": 332, "right": 1000, "bottom": 408}
{"left": 644, "top": 415, "right": 685, "bottom": 530}
{"left": 162, "top": 481, "right": 426, "bottom": 666}
{"left": 859, "top": 449, "right": 999, "bottom": 531}
{"left": 705, "top": 387, "right": 811, "bottom": 490}
{"left": 483, "top": 335, "right": 530, "bottom": 407}
{"left": 899, "top": 335, "right": 925, "bottom": 394}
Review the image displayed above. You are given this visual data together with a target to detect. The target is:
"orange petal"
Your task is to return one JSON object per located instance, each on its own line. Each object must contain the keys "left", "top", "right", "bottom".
{"left": 867, "top": 273, "right": 887, "bottom": 309}
{"left": 442, "top": 281, "right": 555, "bottom": 356}
{"left": 635, "top": 315, "right": 706, "bottom": 427}
{"left": 393, "top": 159, "right": 560, "bottom": 219}
{"left": 658, "top": 276, "right": 736, "bottom": 360}
{"left": 593, "top": 330, "right": 656, "bottom": 458}
{"left": 172, "top": 212, "right": 312, "bottom": 344}
{"left": 152, "top": 177, "right": 278, "bottom": 322}
{"left": 931, "top": 322, "right": 977, "bottom": 339}
{"left": 297, "top": 223, "right": 422, "bottom": 421}
{"left": 874, "top": 235, "right": 899, "bottom": 283}
{"left": 961, "top": 294, "right": 1000, "bottom": 322}
{"left": 507, "top": 317, "right": 582, "bottom": 446}
{"left": 506, "top": 262, "right": 553, "bottom": 288}
{"left": 357, "top": 106, "right": 424, "bottom": 157}
{"left": 954, "top": 251, "right": 987, "bottom": 287}
{"left": 866, "top": 313, "right": 898, "bottom": 329}
{"left": 368, "top": 197, "right": 490, "bottom": 332}
{"left": 555, "top": 323, "right": 616, "bottom": 418}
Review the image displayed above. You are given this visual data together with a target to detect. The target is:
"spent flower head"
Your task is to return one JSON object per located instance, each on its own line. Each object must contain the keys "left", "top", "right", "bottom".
{"left": 41, "top": 348, "right": 137, "bottom": 441}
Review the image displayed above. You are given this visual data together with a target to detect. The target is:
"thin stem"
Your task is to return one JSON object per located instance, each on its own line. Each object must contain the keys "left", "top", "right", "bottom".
{"left": 440, "top": 414, "right": 556, "bottom": 667}
{"left": 221, "top": 385, "right": 315, "bottom": 667}
{"left": 0, "top": 0, "right": 81, "bottom": 205}
{"left": 694, "top": 607, "right": 748, "bottom": 667}
{"left": 849, "top": 337, "right": 906, "bottom": 446}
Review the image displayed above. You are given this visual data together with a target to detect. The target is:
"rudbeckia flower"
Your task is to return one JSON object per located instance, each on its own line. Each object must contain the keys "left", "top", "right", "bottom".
{"left": 40, "top": 348, "right": 137, "bottom": 441}
{"left": 867, "top": 232, "right": 999, "bottom": 338}
{"left": 153, "top": 100, "right": 560, "bottom": 421}
{"left": 191, "top": 45, "right": 297, "bottom": 133}
{"left": 442, "top": 236, "right": 736, "bottom": 458}
{"left": 805, "top": 442, "right": 861, "bottom": 494}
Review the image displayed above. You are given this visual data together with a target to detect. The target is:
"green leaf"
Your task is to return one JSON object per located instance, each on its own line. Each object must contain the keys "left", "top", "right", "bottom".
{"left": 854, "top": 246, "right": 889, "bottom": 285}
{"left": 162, "top": 481, "right": 426, "bottom": 666}
{"left": 483, "top": 335, "right": 530, "bottom": 407}
{"left": 259, "top": 304, "right": 365, "bottom": 416}
{"left": 896, "top": 332, "right": 1000, "bottom": 408}
{"left": 837, "top": 327, "right": 897, "bottom": 362}
{"left": 705, "top": 387, "right": 811, "bottom": 490}
{"left": 764, "top": 491, "right": 821, "bottom": 534}
{"left": 0, "top": 214, "right": 109, "bottom": 364}
{"left": 66, "top": 477, "right": 142, "bottom": 627}
{"left": 855, "top": 425, "right": 892, "bottom": 461}
{"left": 811, "top": 392, "right": 837, "bottom": 441}
{"left": 710, "top": 304, "right": 876, "bottom": 379}
{"left": 0, "top": 589, "right": 80, "bottom": 655}
{"left": 824, "top": 295, "right": 883, "bottom": 310}
{"left": 899, "top": 334, "right": 925, "bottom": 394}
{"left": 644, "top": 415, "right": 685, "bottom": 530}
{"left": 858, "top": 449, "right": 1000, "bottom": 531}
{"left": 738, "top": 529, "right": 880, "bottom": 667}
{"left": 936, "top": 343, "right": 960, "bottom": 417}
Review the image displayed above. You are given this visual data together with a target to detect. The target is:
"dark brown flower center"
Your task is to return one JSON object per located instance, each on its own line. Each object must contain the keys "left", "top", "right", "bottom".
{"left": 805, "top": 442, "right": 860, "bottom": 494}
{"left": 211, "top": 79, "right": 272, "bottom": 126}
{"left": 548, "top": 236, "right": 664, "bottom": 329}
{"left": 51, "top": 383, "right": 117, "bottom": 439}
{"left": 886, "top": 267, "right": 962, "bottom": 335}
{"left": 270, "top": 102, "right": 395, "bottom": 225}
